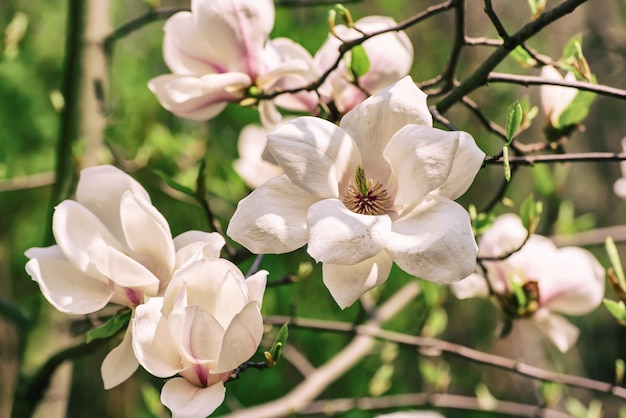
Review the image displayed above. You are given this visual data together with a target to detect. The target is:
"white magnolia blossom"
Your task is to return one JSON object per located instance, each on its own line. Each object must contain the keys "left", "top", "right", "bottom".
{"left": 25, "top": 165, "right": 226, "bottom": 389}
{"left": 314, "top": 16, "right": 414, "bottom": 114}
{"left": 228, "top": 76, "right": 484, "bottom": 309}
{"left": 149, "top": 0, "right": 317, "bottom": 123}
{"left": 132, "top": 258, "right": 267, "bottom": 418}
{"left": 234, "top": 123, "right": 286, "bottom": 189}
{"left": 451, "top": 214, "right": 605, "bottom": 352}
{"left": 540, "top": 65, "right": 578, "bottom": 128}
{"left": 613, "top": 137, "right": 626, "bottom": 198}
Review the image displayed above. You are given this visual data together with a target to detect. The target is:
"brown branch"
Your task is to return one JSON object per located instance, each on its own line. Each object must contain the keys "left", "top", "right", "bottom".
{"left": 436, "top": 0, "right": 589, "bottom": 113}
{"left": 484, "top": 152, "right": 626, "bottom": 166}
{"left": 484, "top": 0, "right": 511, "bottom": 45}
{"left": 487, "top": 72, "right": 626, "bottom": 100}
{"left": 264, "top": 315, "right": 626, "bottom": 400}
{"left": 433, "top": 0, "right": 465, "bottom": 94}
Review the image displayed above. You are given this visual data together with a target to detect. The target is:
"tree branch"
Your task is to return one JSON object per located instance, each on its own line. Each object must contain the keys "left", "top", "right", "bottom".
{"left": 485, "top": 152, "right": 626, "bottom": 166}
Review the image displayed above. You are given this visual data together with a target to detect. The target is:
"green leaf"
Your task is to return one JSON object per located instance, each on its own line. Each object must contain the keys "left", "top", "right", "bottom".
{"left": 268, "top": 323, "right": 289, "bottom": 365}
{"left": 503, "top": 145, "right": 511, "bottom": 181}
{"left": 561, "top": 33, "right": 584, "bottom": 63}
{"left": 565, "top": 397, "right": 588, "bottom": 418}
{"left": 349, "top": 44, "right": 371, "bottom": 80}
{"left": 527, "top": 0, "right": 546, "bottom": 18}
{"left": 509, "top": 46, "right": 537, "bottom": 67}
{"left": 540, "top": 381, "right": 563, "bottom": 407}
{"left": 506, "top": 100, "right": 523, "bottom": 142}
{"left": 606, "top": 237, "right": 626, "bottom": 292}
{"left": 603, "top": 299, "right": 626, "bottom": 324}
{"left": 615, "top": 359, "right": 625, "bottom": 385}
{"left": 86, "top": 309, "right": 132, "bottom": 343}
{"left": 154, "top": 169, "right": 195, "bottom": 198}
{"left": 532, "top": 164, "right": 556, "bottom": 196}
{"left": 556, "top": 83, "right": 596, "bottom": 128}
{"left": 422, "top": 306, "right": 448, "bottom": 338}
{"left": 519, "top": 194, "right": 542, "bottom": 234}
{"left": 475, "top": 383, "right": 498, "bottom": 410}
{"left": 368, "top": 363, "right": 394, "bottom": 396}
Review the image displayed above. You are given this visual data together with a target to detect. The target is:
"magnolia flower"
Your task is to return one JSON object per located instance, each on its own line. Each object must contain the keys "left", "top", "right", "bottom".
{"left": 233, "top": 123, "right": 285, "bottom": 189}
{"left": 25, "top": 165, "right": 226, "bottom": 389}
{"left": 451, "top": 214, "right": 605, "bottom": 352}
{"left": 314, "top": 16, "right": 413, "bottom": 114}
{"left": 149, "top": 0, "right": 317, "bottom": 123}
{"left": 228, "top": 77, "right": 484, "bottom": 309}
{"left": 540, "top": 65, "right": 578, "bottom": 128}
{"left": 613, "top": 137, "right": 626, "bottom": 198}
{"left": 132, "top": 258, "right": 267, "bottom": 418}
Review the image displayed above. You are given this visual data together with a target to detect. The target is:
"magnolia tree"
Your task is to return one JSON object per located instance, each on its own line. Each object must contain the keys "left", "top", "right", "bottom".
{"left": 4, "top": 0, "right": 626, "bottom": 417}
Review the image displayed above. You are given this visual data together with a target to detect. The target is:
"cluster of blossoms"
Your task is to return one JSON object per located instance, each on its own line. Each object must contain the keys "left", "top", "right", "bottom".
{"left": 23, "top": 0, "right": 610, "bottom": 416}
{"left": 26, "top": 165, "right": 267, "bottom": 418}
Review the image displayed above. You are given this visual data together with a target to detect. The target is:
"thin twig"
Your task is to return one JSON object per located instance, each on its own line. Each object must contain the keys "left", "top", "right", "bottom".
{"left": 487, "top": 72, "right": 626, "bottom": 100}
{"left": 484, "top": 152, "right": 626, "bottom": 166}
{"left": 484, "top": 0, "right": 511, "bottom": 45}
{"left": 264, "top": 316, "right": 626, "bottom": 400}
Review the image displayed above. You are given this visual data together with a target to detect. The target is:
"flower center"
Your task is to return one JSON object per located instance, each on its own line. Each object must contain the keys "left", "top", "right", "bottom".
{"left": 343, "top": 166, "right": 391, "bottom": 216}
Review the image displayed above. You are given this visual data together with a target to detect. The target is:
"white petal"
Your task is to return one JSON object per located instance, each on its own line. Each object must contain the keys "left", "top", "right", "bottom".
{"left": 322, "top": 251, "right": 393, "bottom": 309}
{"left": 267, "top": 117, "right": 362, "bottom": 198}
{"left": 162, "top": 12, "right": 228, "bottom": 75}
{"left": 53, "top": 200, "right": 125, "bottom": 276}
{"left": 477, "top": 214, "right": 528, "bottom": 258}
{"left": 174, "top": 231, "right": 226, "bottom": 269}
{"left": 120, "top": 192, "right": 175, "bottom": 283}
{"left": 433, "top": 131, "right": 485, "bottom": 200}
{"left": 192, "top": 0, "right": 274, "bottom": 77}
{"left": 340, "top": 76, "right": 432, "bottom": 183}
{"left": 25, "top": 256, "right": 113, "bottom": 314}
{"left": 148, "top": 73, "right": 249, "bottom": 121}
{"left": 90, "top": 246, "right": 160, "bottom": 295}
{"left": 76, "top": 165, "right": 151, "bottom": 242}
{"left": 449, "top": 273, "right": 490, "bottom": 300}
{"left": 383, "top": 125, "right": 459, "bottom": 205}
{"left": 234, "top": 124, "right": 284, "bottom": 189}
{"left": 614, "top": 177, "right": 626, "bottom": 199}
{"left": 132, "top": 297, "right": 182, "bottom": 377}
{"left": 245, "top": 270, "right": 268, "bottom": 306}
{"left": 227, "top": 175, "right": 319, "bottom": 254}
{"left": 161, "top": 377, "right": 226, "bottom": 418}
{"left": 531, "top": 310, "right": 580, "bottom": 353}
{"left": 214, "top": 301, "right": 264, "bottom": 373}
{"left": 537, "top": 247, "right": 605, "bottom": 315}
{"left": 101, "top": 326, "right": 139, "bottom": 389}
{"left": 387, "top": 196, "right": 477, "bottom": 283}
{"left": 169, "top": 306, "right": 224, "bottom": 369}
{"left": 306, "top": 199, "right": 391, "bottom": 265}
{"left": 540, "top": 66, "right": 578, "bottom": 126}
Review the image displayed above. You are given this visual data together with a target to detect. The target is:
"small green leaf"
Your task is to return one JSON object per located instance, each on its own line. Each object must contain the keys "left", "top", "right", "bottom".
{"left": 556, "top": 82, "right": 596, "bottom": 128}
{"left": 565, "top": 397, "right": 588, "bottom": 418}
{"left": 86, "top": 309, "right": 132, "bottom": 343}
{"left": 369, "top": 363, "right": 394, "bottom": 396}
{"left": 506, "top": 100, "right": 523, "bottom": 142}
{"left": 269, "top": 323, "right": 289, "bottom": 364}
{"left": 503, "top": 145, "right": 511, "bottom": 181}
{"left": 509, "top": 46, "right": 537, "bottom": 67}
{"left": 154, "top": 170, "right": 195, "bottom": 198}
{"left": 532, "top": 164, "right": 556, "bottom": 196}
{"left": 603, "top": 299, "right": 626, "bottom": 324}
{"left": 519, "top": 194, "right": 542, "bottom": 234}
{"left": 422, "top": 306, "right": 448, "bottom": 338}
{"left": 615, "top": 359, "right": 625, "bottom": 385}
{"left": 527, "top": 0, "right": 546, "bottom": 18}
{"left": 561, "top": 34, "right": 584, "bottom": 63}
{"left": 475, "top": 383, "right": 498, "bottom": 410}
{"left": 606, "top": 237, "right": 626, "bottom": 292}
{"left": 540, "top": 381, "right": 563, "bottom": 407}
{"left": 349, "top": 44, "right": 371, "bottom": 80}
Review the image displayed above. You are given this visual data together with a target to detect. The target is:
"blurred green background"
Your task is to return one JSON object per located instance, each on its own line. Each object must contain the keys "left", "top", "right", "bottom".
{"left": 1, "top": 0, "right": 626, "bottom": 417}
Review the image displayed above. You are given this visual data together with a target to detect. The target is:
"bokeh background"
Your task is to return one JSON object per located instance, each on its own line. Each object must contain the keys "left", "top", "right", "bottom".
{"left": 1, "top": 0, "right": 626, "bottom": 417}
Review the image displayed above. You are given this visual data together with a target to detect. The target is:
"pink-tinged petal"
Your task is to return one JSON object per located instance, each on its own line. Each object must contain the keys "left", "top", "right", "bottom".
{"left": 383, "top": 125, "right": 458, "bottom": 205}
{"left": 163, "top": 12, "right": 228, "bottom": 75}
{"left": 214, "top": 301, "right": 264, "bottom": 373}
{"left": 477, "top": 214, "right": 528, "bottom": 258}
{"left": 148, "top": 73, "right": 250, "bottom": 121}
{"left": 90, "top": 246, "right": 160, "bottom": 296}
{"left": 433, "top": 131, "right": 485, "bottom": 200}
{"left": 53, "top": 200, "right": 125, "bottom": 276}
{"left": 449, "top": 273, "right": 490, "bottom": 300}
{"left": 174, "top": 231, "right": 226, "bottom": 269}
{"left": 540, "top": 66, "right": 578, "bottom": 126}
{"left": 245, "top": 270, "right": 268, "bottom": 306}
{"left": 227, "top": 175, "right": 319, "bottom": 254}
{"left": 25, "top": 245, "right": 66, "bottom": 262}
{"left": 387, "top": 196, "right": 477, "bottom": 283}
{"left": 120, "top": 192, "right": 175, "bottom": 283}
{"left": 132, "top": 298, "right": 183, "bottom": 377}
{"left": 25, "top": 257, "right": 113, "bottom": 314}
{"left": 234, "top": 124, "right": 284, "bottom": 189}
{"left": 169, "top": 259, "right": 248, "bottom": 327}
{"left": 340, "top": 76, "right": 432, "bottom": 184}
{"left": 76, "top": 165, "right": 151, "bottom": 242}
{"left": 537, "top": 247, "right": 605, "bottom": 315}
{"left": 267, "top": 117, "right": 362, "bottom": 198}
{"left": 161, "top": 377, "right": 226, "bottom": 418}
{"left": 323, "top": 251, "right": 393, "bottom": 309}
{"left": 531, "top": 310, "right": 580, "bottom": 353}
{"left": 192, "top": 0, "right": 274, "bottom": 78}
{"left": 101, "top": 326, "right": 138, "bottom": 389}
{"left": 306, "top": 199, "right": 391, "bottom": 265}
{"left": 257, "top": 101, "right": 283, "bottom": 133}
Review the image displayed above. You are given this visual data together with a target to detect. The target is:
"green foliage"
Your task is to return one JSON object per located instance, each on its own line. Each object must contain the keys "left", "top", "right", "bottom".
{"left": 86, "top": 309, "right": 132, "bottom": 343}
{"left": 603, "top": 299, "right": 626, "bottom": 325}
{"left": 505, "top": 100, "right": 523, "bottom": 143}
{"left": 519, "top": 194, "right": 542, "bottom": 234}
{"left": 267, "top": 323, "right": 289, "bottom": 366}
{"left": 349, "top": 44, "right": 371, "bottom": 80}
